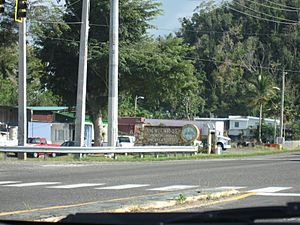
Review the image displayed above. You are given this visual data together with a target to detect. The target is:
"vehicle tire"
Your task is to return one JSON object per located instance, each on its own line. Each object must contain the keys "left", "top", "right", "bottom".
{"left": 33, "top": 152, "right": 39, "bottom": 158}
{"left": 51, "top": 152, "right": 56, "bottom": 158}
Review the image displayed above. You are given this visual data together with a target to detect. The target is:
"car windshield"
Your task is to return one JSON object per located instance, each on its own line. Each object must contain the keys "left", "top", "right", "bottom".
{"left": 27, "top": 138, "right": 40, "bottom": 144}
{"left": 1, "top": 0, "right": 300, "bottom": 224}
{"left": 118, "top": 137, "right": 130, "bottom": 143}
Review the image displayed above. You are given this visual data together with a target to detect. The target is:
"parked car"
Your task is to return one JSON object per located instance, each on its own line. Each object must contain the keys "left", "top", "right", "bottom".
{"left": 60, "top": 141, "right": 89, "bottom": 157}
{"left": 60, "top": 141, "right": 77, "bottom": 147}
{"left": 27, "top": 137, "right": 60, "bottom": 158}
{"left": 117, "top": 136, "right": 135, "bottom": 147}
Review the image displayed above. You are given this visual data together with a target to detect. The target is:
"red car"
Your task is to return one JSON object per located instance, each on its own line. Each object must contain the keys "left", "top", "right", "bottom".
{"left": 27, "top": 137, "right": 60, "bottom": 158}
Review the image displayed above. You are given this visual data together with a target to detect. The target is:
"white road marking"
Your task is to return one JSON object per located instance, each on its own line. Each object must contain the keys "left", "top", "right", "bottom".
{"left": 0, "top": 181, "right": 21, "bottom": 185}
{"left": 218, "top": 186, "right": 246, "bottom": 190}
{"left": 148, "top": 185, "right": 198, "bottom": 191}
{"left": 95, "top": 184, "right": 149, "bottom": 190}
{"left": 255, "top": 192, "right": 300, "bottom": 197}
{"left": 47, "top": 183, "right": 105, "bottom": 189}
{"left": 42, "top": 164, "right": 86, "bottom": 168}
{"left": 248, "top": 187, "right": 292, "bottom": 193}
{"left": 3, "top": 182, "right": 61, "bottom": 187}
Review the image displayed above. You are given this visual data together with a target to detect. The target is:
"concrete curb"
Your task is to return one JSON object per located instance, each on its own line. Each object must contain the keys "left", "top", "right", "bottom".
{"left": 113, "top": 190, "right": 240, "bottom": 212}
{"left": 29, "top": 189, "right": 242, "bottom": 222}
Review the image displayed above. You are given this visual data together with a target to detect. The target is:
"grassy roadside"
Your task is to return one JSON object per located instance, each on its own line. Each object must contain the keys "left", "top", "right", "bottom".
{"left": 1, "top": 147, "right": 299, "bottom": 162}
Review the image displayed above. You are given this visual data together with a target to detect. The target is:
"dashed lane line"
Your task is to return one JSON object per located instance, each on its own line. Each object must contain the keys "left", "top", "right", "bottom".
{"left": 218, "top": 186, "right": 246, "bottom": 190}
{"left": 2, "top": 182, "right": 61, "bottom": 187}
{"left": 148, "top": 185, "right": 198, "bottom": 191}
{"left": 255, "top": 192, "right": 300, "bottom": 197}
{"left": 47, "top": 183, "right": 105, "bottom": 189}
{"left": 0, "top": 181, "right": 21, "bottom": 185}
{"left": 95, "top": 184, "right": 149, "bottom": 190}
{"left": 247, "top": 187, "right": 292, "bottom": 193}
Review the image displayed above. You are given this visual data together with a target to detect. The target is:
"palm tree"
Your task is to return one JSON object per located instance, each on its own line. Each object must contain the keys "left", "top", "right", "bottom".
{"left": 248, "top": 73, "right": 276, "bottom": 143}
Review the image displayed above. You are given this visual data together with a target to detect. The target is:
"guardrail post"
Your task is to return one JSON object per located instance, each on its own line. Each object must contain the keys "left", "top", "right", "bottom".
{"left": 140, "top": 153, "right": 144, "bottom": 158}
{"left": 113, "top": 154, "right": 118, "bottom": 160}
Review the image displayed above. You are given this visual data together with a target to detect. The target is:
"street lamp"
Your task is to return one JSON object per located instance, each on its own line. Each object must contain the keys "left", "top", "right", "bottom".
{"left": 134, "top": 96, "right": 144, "bottom": 116}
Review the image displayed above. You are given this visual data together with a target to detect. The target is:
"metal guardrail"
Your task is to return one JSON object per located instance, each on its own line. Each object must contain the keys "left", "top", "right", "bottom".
{"left": 0, "top": 146, "right": 198, "bottom": 154}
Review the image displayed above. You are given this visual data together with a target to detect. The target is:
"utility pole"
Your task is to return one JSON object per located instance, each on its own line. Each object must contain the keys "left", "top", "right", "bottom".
{"left": 108, "top": 0, "right": 119, "bottom": 147}
{"left": 74, "top": 0, "right": 90, "bottom": 149}
{"left": 17, "top": 19, "right": 27, "bottom": 160}
{"left": 280, "top": 70, "right": 286, "bottom": 139}
{"left": 274, "top": 119, "right": 277, "bottom": 144}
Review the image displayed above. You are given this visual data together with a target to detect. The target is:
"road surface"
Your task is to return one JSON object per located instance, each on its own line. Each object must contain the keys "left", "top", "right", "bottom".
{"left": 0, "top": 152, "right": 299, "bottom": 220}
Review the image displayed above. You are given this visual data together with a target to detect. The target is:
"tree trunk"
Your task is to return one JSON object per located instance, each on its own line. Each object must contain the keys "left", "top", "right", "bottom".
{"left": 259, "top": 103, "right": 263, "bottom": 144}
{"left": 92, "top": 111, "right": 103, "bottom": 146}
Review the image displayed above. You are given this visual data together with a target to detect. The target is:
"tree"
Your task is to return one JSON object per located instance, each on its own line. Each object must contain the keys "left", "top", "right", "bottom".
{"left": 33, "top": 0, "right": 162, "bottom": 145}
{"left": 0, "top": 0, "right": 62, "bottom": 107}
{"left": 179, "top": 0, "right": 300, "bottom": 137}
{"left": 247, "top": 73, "right": 276, "bottom": 143}
{"left": 120, "top": 36, "right": 203, "bottom": 119}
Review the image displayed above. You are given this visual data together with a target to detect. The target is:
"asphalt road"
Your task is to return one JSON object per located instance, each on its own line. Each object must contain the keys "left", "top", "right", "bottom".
{"left": 0, "top": 152, "right": 300, "bottom": 220}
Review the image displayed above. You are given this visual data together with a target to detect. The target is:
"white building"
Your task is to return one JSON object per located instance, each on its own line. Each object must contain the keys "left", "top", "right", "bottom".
{"left": 228, "top": 116, "right": 279, "bottom": 138}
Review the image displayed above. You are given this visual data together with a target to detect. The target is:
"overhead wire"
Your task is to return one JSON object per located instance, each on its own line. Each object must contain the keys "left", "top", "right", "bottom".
{"left": 186, "top": 57, "right": 300, "bottom": 74}
{"left": 231, "top": 0, "right": 299, "bottom": 23}
{"left": 243, "top": 0, "right": 299, "bottom": 12}
{"left": 26, "top": 1, "right": 300, "bottom": 74}
{"left": 265, "top": 0, "right": 300, "bottom": 11}
{"left": 226, "top": 4, "right": 298, "bottom": 25}
{"left": 29, "top": 18, "right": 300, "bottom": 38}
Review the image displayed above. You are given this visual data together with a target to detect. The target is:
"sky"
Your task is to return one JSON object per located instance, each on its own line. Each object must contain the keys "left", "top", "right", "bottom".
{"left": 150, "top": 0, "right": 200, "bottom": 36}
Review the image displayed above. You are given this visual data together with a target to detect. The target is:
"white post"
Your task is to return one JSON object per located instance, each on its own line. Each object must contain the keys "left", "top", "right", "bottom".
{"left": 18, "top": 19, "right": 27, "bottom": 160}
{"left": 280, "top": 71, "right": 285, "bottom": 139}
{"left": 108, "top": 0, "right": 119, "bottom": 147}
{"left": 75, "top": 0, "right": 90, "bottom": 148}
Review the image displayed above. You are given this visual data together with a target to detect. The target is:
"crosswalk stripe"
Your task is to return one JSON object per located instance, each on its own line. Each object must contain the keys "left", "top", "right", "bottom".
{"left": 3, "top": 182, "right": 61, "bottom": 187}
{"left": 95, "top": 184, "right": 149, "bottom": 190}
{"left": 248, "top": 187, "right": 291, "bottom": 193}
{"left": 47, "top": 183, "right": 105, "bottom": 189}
{"left": 148, "top": 185, "right": 198, "bottom": 191}
{"left": 0, "top": 181, "right": 21, "bottom": 185}
{"left": 218, "top": 186, "right": 246, "bottom": 190}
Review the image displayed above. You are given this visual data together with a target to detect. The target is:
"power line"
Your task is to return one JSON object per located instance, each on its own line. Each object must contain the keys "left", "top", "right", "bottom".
{"left": 243, "top": 0, "right": 299, "bottom": 12}
{"left": 185, "top": 57, "right": 300, "bottom": 74}
{"left": 29, "top": 18, "right": 300, "bottom": 38}
{"left": 265, "top": 0, "right": 300, "bottom": 11}
{"left": 232, "top": 0, "right": 299, "bottom": 23}
{"left": 227, "top": 4, "right": 298, "bottom": 25}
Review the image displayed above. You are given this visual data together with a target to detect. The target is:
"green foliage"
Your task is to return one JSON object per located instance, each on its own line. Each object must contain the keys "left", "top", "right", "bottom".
{"left": 33, "top": 0, "right": 203, "bottom": 120}
{"left": 33, "top": 0, "right": 161, "bottom": 118}
{"left": 179, "top": 0, "right": 300, "bottom": 122}
{"left": 0, "top": 0, "right": 62, "bottom": 107}
{"left": 120, "top": 36, "right": 203, "bottom": 119}
{"left": 253, "top": 123, "right": 277, "bottom": 143}
{"left": 175, "top": 193, "right": 187, "bottom": 204}
{"left": 290, "top": 122, "right": 300, "bottom": 140}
